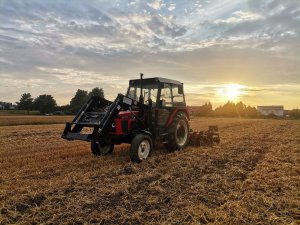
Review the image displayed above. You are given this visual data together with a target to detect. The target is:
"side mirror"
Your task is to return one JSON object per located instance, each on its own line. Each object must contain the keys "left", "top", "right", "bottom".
{"left": 178, "top": 85, "right": 184, "bottom": 94}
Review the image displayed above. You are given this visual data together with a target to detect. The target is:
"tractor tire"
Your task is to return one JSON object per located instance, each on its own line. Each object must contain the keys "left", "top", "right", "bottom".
{"left": 91, "top": 142, "right": 114, "bottom": 156}
{"left": 129, "top": 134, "right": 152, "bottom": 163}
{"left": 164, "top": 112, "right": 189, "bottom": 152}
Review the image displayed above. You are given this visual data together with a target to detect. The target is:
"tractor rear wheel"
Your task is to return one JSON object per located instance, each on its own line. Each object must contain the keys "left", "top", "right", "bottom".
{"left": 130, "top": 134, "right": 152, "bottom": 163}
{"left": 91, "top": 142, "right": 114, "bottom": 156}
{"left": 164, "top": 112, "right": 189, "bottom": 152}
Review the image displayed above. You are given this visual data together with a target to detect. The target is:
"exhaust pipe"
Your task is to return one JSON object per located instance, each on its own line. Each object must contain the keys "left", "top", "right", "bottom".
{"left": 139, "top": 73, "right": 144, "bottom": 104}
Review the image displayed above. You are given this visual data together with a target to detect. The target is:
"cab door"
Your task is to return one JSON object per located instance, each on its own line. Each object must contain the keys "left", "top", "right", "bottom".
{"left": 155, "top": 83, "right": 173, "bottom": 127}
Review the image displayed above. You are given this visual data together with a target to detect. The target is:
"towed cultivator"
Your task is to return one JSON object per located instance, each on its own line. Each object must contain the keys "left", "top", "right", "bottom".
{"left": 62, "top": 74, "right": 219, "bottom": 162}
{"left": 189, "top": 126, "right": 220, "bottom": 147}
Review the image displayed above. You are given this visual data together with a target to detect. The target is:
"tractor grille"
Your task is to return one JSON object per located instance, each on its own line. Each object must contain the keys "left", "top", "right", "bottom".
{"left": 121, "top": 120, "right": 128, "bottom": 132}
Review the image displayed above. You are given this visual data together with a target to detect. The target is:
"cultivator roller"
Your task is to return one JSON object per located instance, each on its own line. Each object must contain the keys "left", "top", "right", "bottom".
{"left": 189, "top": 125, "right": 220, "bottom": 147}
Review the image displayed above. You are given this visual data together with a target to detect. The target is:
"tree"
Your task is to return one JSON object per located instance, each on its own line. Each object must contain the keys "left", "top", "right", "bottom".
{"left": 69, "top": 89, "right": 88, "bottom": 114}
{"left": 88, "top": 87, "right": 104, "bottom": 98}
{"left": 207, "top": 102, "right": 212, "bottom": 113}
{"left": 33, "top": 94, "right": 57, "bottom": 114}
{"left": 55, "top": 104, "right": 70, "bottom": 114}
{"left": 69, "top": 88, "right": 105, "bottom": 114}
{"left": 16, "top": 93, "right": 33, "bottom": 110}
{"left": 214, "top": 101, "right": 237, "bottom": 117}
{"left": 194, "top": 102, "right": 213, "bottom": 116}
{"left": 289, "top": 108, "right": 300, "bottom": 119}
{"left": 245, "top": 106, "right": 258, "bottom": 118}
{"left": 214, "top": 101, "right": 257, "bottom": 118}
{"left": 235, "top": 102, "right": 246, "bottom": 117}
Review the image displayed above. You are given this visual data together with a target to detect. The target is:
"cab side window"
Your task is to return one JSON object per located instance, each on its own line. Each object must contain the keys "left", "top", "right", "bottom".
{"left": 160, "top": 84, "right": 172, "bottom": 107}
{"left": 172, "top": 85, "right": 185, "bottom": 106}
{"left": 148, "top": 88, "right": 158, "bottom": 107}
{"left": 127, "top": 87, "right": 137, "bottom": 100}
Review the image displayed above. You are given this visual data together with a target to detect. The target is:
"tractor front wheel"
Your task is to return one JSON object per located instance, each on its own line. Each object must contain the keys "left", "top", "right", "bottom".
{"left": 130, "top": 134, "right": 152, "bottom": 163}
{"left": 164, "top": 113, "right": 189, "bottom": 151}
{"left": 91, "top": 142, "right": 114, "bottom": 156}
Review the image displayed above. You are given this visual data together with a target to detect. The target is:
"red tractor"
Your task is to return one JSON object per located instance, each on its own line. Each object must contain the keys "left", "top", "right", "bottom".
{"left": 62, "top": 74, "right": 219, "bottom": 162}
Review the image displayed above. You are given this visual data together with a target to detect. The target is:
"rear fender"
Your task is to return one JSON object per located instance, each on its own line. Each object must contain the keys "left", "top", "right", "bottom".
{"left": 165, "top": 108, "right": 189, "bottom": 128}
{"left": 140, "top": 130, "right": 152, "bottom": 137}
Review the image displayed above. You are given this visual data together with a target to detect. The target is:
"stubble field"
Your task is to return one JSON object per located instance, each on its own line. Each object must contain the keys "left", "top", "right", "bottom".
{"left": 0, "top": 115, "right": 73, "bottom": 126}
{"left": 0, "top": 117, "right": 299, "bottom": 224}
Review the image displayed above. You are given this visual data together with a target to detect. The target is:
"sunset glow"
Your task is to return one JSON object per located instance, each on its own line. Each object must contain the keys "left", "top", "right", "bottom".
{"left": 217, "top": 84, "right": 245, "bottom": 101}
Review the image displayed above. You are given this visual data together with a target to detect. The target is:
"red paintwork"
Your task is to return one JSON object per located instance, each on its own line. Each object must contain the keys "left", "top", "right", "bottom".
{"left": 115, "top": 118, "right": 123, "bottom": 134}
{"left": 118, "top": 111, "right": 139, "bottom": 117}
{"left": 112, "top": 108, "right": 190, "bottom": 135}
{"left": 165, "top": 108, "right": 190, "bottom": 127}
{"left": 113, "top": 111, "right": 139, "bottom": 135}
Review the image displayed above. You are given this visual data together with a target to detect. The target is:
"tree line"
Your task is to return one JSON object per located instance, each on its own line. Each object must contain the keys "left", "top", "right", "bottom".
{"left": 15, "top": 90, "right": 300, "bottom": 119}
{"left": 16, "top": 87, "right": 104, "bottom": 114}
{"left": 289, "top": 109, "right": 300, "bottom": 119}
{"left": 191, "top": 101, "right": 300, "bottom": 119}
{"left": 191, "top": 101, "right": 259, "bottom": 118}
{"left": 214, "top": 101, "right": 258, "bottom": 118}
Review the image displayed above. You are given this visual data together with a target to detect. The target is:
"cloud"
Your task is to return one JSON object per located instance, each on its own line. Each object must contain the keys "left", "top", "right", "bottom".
{"left": 168, "top": 3, "right": 176, "bottom": 11}
{"left": 1, "top": 0, "right": 298, "bottom": 55}
{"left": 0, "top": 57, "right": 13, "bottom": 65}
{"left": 146, "top": 14, "right": 187, "bottom": 38}
{"left": 214, "top": 11, "right": 265, "bottom": 24}
{"left": 147, "top": 0, "right": 166, "bottom": 10}
{"left": 36, "top": 67, "right": 122, "bottom": 86}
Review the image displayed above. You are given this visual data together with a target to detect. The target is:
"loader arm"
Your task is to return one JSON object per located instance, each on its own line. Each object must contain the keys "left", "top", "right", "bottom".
{"left": 62, "top": 94, "right": 146, "bottom": 142}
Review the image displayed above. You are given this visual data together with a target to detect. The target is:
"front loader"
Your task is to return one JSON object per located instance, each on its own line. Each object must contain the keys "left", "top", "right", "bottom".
{"left": 62, "top": 74, "right": 219, "bottom": 162}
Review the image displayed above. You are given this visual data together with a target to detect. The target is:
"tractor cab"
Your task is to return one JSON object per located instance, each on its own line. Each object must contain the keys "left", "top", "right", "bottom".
{"left": 126, "top": 77, "right": 186, "bottom": 108}
{"left": 125, "top": 76, "right": 188, "bottom": 130}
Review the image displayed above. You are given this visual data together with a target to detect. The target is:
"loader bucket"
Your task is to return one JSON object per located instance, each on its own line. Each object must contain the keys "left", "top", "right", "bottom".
{"left": 62, "top": 95, "right": 114, "bottom": 142}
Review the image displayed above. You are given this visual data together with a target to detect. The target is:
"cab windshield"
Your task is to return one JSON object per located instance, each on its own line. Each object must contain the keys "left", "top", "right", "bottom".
{"left": 127, "top": 84, "right": 158, "bottom": 107}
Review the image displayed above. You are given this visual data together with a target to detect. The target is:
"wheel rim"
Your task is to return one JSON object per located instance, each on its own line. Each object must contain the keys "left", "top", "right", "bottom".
{"left": 138, "top": 139, "right": 150, "bottom": 160}
{"left": 176, "top": 120, "right": 188, "bottom": 147}
{"left": 97, "top": 143, "right": 111, "bottom": 154}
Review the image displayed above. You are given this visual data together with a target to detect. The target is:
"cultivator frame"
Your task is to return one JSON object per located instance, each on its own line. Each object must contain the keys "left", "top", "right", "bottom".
{"left": 189, "top": 126, "right": 220, "bottom": 147}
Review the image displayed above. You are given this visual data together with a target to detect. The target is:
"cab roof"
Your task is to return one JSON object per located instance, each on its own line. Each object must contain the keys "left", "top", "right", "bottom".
{"left": 129, "top": 77, "right": 182, "bottom": 86}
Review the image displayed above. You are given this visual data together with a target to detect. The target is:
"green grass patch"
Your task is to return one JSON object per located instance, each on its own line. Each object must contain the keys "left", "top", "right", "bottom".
{"left": 0, "top": 110, "right": 40, "bottom": 115}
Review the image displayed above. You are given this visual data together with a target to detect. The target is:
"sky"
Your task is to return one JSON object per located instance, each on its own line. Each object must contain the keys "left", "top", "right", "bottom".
{"left": 0, "top": 0, "right": 299, "bottom": 109}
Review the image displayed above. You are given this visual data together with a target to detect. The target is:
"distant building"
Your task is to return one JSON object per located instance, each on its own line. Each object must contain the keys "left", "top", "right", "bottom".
{"left": 257, "top": 105, "right": 284, "bottom": 117}
{"left": 0, "top": 101, "right": 15, "bottom": 110}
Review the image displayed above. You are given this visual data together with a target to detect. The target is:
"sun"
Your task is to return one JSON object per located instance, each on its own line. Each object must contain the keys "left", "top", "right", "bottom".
{"left": 217, "top": 84, "right": 245, "bottom": 101}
